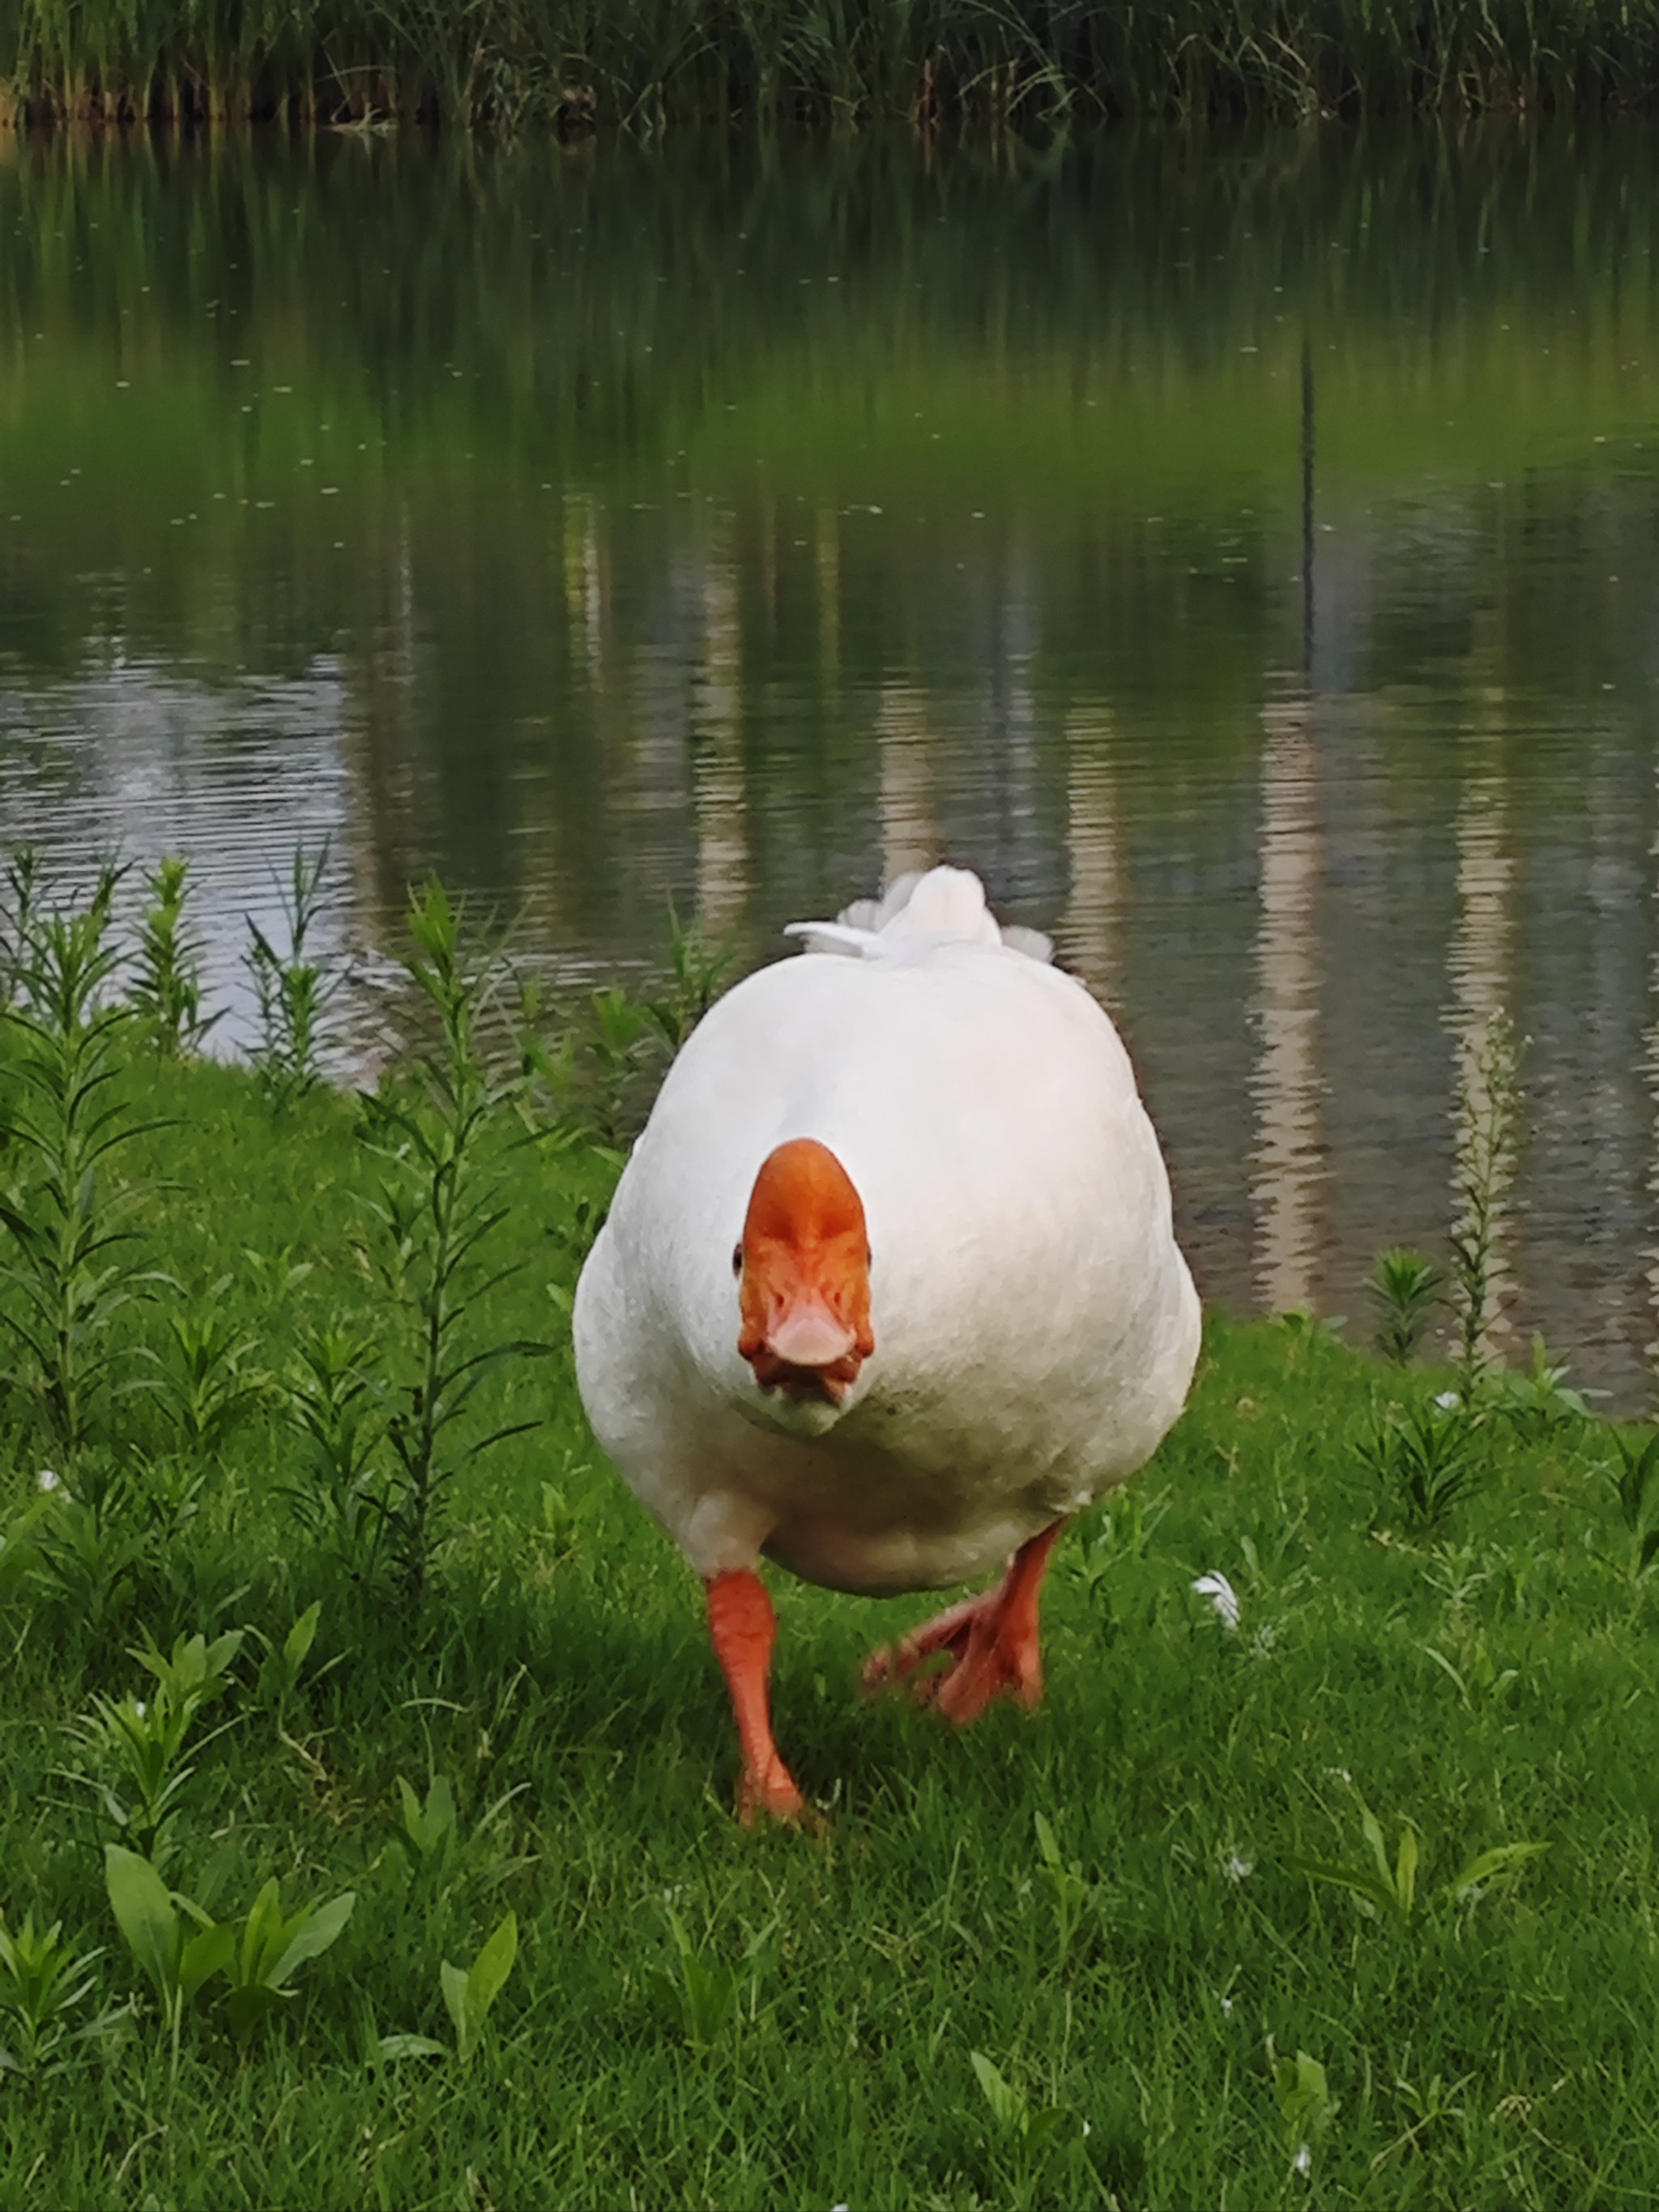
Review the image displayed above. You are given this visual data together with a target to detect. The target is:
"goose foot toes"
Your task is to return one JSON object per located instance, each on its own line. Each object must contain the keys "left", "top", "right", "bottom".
{"left": 862, "top": 1592, "right": 1043, "bottom": 1726}
{"left": 736, "top": 1759, "right": 824, "bottom": 1833}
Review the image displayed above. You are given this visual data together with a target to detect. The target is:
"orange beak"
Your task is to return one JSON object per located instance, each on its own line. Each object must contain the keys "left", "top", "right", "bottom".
{"left": 736, "top": 1139, "right": 874, "bottom": 1405}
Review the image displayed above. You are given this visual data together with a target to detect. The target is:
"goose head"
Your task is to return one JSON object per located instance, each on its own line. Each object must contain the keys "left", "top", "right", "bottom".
{"left": 736, "top": 1138, "right": 874, "bottom": 1412}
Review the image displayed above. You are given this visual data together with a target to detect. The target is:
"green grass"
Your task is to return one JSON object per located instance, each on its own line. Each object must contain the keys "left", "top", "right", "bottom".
{"left": 6, "top": 0, "right": 1659, "bottom": 127}
{"left": 1, "top": 913, "right": 1658, "bottom": 2206}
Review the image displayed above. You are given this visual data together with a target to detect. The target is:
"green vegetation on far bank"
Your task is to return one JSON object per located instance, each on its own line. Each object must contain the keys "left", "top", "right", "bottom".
{"left": 1, "top": 857, "right": 1658, "bottom": 2207}
{"left": 6, "top": 0, "right": 1659, "bottom": 130}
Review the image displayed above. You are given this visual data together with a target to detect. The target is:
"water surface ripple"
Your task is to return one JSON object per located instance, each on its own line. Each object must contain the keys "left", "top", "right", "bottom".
{"left": 4, "top": 128, "right": 1659, "bottom": 1401}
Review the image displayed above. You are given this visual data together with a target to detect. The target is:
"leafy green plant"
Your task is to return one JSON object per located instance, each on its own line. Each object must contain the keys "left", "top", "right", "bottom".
{"left": 396, "top": 1771, "right": 459, "bottom": 1868}
{"left": 104, "top": 1845, "right": 355, "bottom": 2063}
{"left": 1487, "top": 1334, "right": 1597, "bottom": 1434}
{"left": 223, "top": 1877, "right": 356, "bottom": 2045}
{"left": 0, "top": 878, "right": 169, "bottom": 1458}
{"left": 1603, "top": 1430, "right": 1659, "bottom": 1579}
{"left": 649, "top": 1906, "right": 771, "bottom": 2048}
{"left": 158, "top": 1296, "right": 267, "bottom": 1453}
{"left": 75, "top": 1630, "right": 244, "bottom": 1869}
{"left": 252, "top": 1601, "right": 325, "bottom": 1716}
{"left": 279, "top": 1323, "right": 389, "bottom": 1580}
{"left": 1422, "top": 1632, "right": 1520, "bottom": 1712}
{"left": 581, "top": 983, "right": 661, "bottom": 1144}
{"left": 104, "top": 1844, "right": 233, "bottom": 2069}
{"left": 1370, "top": 2070, "right": 1475, "bottom": 2176}
{"left": 1367, "top": 1248, "right": 1445, "bottom": 1365}
{"left": 1269, "top": 2044, "right": 1336, "bottom": 2170}
{"left": 1032, "top": 1810, "right": 1090, "bottom": 1964}
{"left": 245, "top": 842, "right": 338, "bottom": 1106}
{"left": 1275, "top": 1305, "right": 1346, "bottom": 1351}
{"left": 1291, "top": 1804, "right": 1421, "bottom": 1925}
{"left": 130, "top": 855, "right": 216, "bottom": 1056}
{"left": 969, "top": 2050, "right": 1084, "bottom": 2162}
{"left": 1289, "top": 1800, "right": 1546, "bottom": 1927}
{"left": 26, "top": 1475, "right": 145, "bottom": 1634}
{"left": 0, "top": 1909, "right": 123, "bottom": 2078}
{"left": 441, "top": 1909, "right": 518, "bottom": 2067}
{"left": 638, "top": 902, "right": 735, "bottom": 1051}
{"left": 1068, "top": 1485, "right": 1171, "bottom": 1613}
{"left": 355, "top": 881, "right": 550, "bottom": 1607}
{"left": 0, "top": 843, "right": 44, "bottom": 1010}
{"left": 1358, "top": 1400, "right": 1482, "bottom": 1535}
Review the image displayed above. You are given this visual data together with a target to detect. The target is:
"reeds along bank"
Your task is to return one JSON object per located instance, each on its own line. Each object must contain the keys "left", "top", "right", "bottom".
{"left": 3, "top": 0, "right": 1659, "bottom": 131}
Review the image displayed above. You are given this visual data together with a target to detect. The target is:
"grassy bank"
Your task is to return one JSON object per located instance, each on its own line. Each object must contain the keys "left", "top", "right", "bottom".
{"left": 1, "top": 862, "right": 1658, "bottom": 2207}
{"left": 5, "top": 1, "right": 1659, "bottom": 130}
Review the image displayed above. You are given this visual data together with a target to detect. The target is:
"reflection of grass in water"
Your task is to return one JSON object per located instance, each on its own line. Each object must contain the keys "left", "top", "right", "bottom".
{"left": 0, "top": 134, "right": 1656, "bottom": 609}
{"left": 5, "top": 2, "right": 1659, "bottom": 124}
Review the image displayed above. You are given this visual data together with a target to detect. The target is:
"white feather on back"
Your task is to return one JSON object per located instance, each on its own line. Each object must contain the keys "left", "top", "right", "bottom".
{"left": 788, "top": 863, "right": 1055, "bottom": 965}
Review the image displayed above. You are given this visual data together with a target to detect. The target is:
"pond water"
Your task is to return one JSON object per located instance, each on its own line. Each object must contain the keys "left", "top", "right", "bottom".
{"left": 4, "top": 126, "right": 1659, "bottom": 1402}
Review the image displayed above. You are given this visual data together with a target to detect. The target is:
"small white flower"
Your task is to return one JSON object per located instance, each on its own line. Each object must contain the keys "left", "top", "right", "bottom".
{"left": 36, "top": 1468, "right": 59, "bottom": 1493}
{"left": 1222, "top": 1850, "right": 1254, "bottom": 1883}
{"left": 1434, "top": 1391, "right": 1460, "bottom": 1410}
{"left": 1191, "top": 1571, "right": 1241, "bottom": 1632}
{"left": 1294, "top": 2143, "right": 1312, "bottom": 2176}
{"left": 133, "top": 1700, "right": 147, "bottom": 1720}
{"left": 1219, "top": 1994, "right": 1235, "bottom": 2016}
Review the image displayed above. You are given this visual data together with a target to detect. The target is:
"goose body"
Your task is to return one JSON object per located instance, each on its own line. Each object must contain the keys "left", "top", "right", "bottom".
{"left": 573, "top": 867, "right": 1200, "bottom": 1820}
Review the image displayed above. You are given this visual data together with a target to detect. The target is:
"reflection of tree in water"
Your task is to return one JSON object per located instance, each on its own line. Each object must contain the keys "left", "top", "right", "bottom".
{"left": 692, "top": 535, "right": 748, "bottom": 944}
{"left": 1446, "top": 721, "right": 1517, "bottom": 1372}
{"left": 11, "top": 132, "right": 1659, "bottom": 1395}
{"left": 1250, "top": 693, "right": 1324, "bottom": 1318}
{"left": 1059, "top": 711, "right": 1120, "bottom": 1007}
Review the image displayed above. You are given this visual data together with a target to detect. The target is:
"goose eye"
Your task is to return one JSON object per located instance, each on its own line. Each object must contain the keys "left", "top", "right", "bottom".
{"left": 731, "top": 1242, "right": 744, "bottom": 1277}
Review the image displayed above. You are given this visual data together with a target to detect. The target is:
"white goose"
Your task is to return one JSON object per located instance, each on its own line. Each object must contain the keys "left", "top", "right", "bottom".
{"left": 574, "top": 867, "right": 1200, "bottom": 1823}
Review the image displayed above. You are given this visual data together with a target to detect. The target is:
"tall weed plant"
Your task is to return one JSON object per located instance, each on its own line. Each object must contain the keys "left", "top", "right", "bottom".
{"left": 0, "top": 868, "right": 168, "bottom": 1461}
{"left": 350, "top": 880, "right": 552, "bottom": 1607}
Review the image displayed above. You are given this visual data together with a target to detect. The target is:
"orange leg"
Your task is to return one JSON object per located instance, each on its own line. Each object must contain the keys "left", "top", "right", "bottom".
{"left": 862, "top": 1519, "right": 1069, "bottom": 1724}
{"left": 706, "top": 1570, "right": 811, "bottom": 1826}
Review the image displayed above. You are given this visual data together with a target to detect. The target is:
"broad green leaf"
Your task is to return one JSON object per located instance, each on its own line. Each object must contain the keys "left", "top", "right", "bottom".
{"left": 374, "top": 2031, "right": 447, "bottom": 2064}
{"left": 178, "top": 1922, "right": 233, "bottom": 2003}
{"left": 399, "top": 1774, "right": 455, "bottom": 1857}
{"left": 266, "top": 1891, "right": 355, "bottom": 1989}
{"left": 440, "top": 1958, "right": 471, "bottom": 2055}
{"left": 463, "top": 1910, "right": 518, "bottom": 2030}
{"left": 1359, "top": 1805, "right": 1391, "bottom": 1888}
{"left": 103, "top": 1847, "right": 177, "bottom": 1999}
{"left": 1286, "top": 1855, "right": 1397, "bottom": 1919}
{"left": 1023, "top": 2104, "right": 1084, "bottom": 2157}
{"left": 1034, "top": 1811, "right": 1060, "bottom": 1870}
{"left": 1393, "top": 1824, "right": 1419, "bottom": 1919}
{"left": 282, "top": 1601, "right": 322, "bottom": 1672}
{"left": 1448, "top": 1841, "right": 1549, "bottom": 1896}
{"left": 1273, "top": 2048, "right": 1333, "bottom": 2145}
{"left": 970, "top": 2051, "right": 1025, "bottom": 2133}
{"left": 1422, "top": 1645, "right": 1468, "bottom": 1697}
{"left": 238, "top": 1878, "right": 287, "bottom": 1988}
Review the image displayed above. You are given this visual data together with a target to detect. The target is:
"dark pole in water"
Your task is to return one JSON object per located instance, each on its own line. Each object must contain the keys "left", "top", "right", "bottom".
{"left": 1301, "top": 335, "right": 1316, "bottom": 685}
